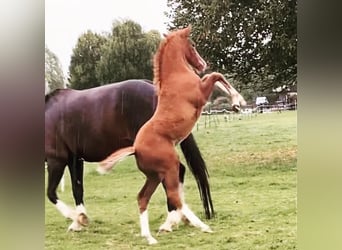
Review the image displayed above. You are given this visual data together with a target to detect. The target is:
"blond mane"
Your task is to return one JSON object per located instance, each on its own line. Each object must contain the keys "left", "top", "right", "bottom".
{"left": 152, "top": 37, "right": 169, "bottom": 95}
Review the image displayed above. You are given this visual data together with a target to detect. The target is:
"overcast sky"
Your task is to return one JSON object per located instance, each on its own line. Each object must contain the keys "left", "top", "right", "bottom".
{"left": 45, "top": 0, "right": 170, "bottom": 76}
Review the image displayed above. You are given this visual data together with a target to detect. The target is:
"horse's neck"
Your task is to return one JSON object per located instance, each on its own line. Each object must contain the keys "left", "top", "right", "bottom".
{"left": 159, "top": 48, "right": 189, "bottom": 83}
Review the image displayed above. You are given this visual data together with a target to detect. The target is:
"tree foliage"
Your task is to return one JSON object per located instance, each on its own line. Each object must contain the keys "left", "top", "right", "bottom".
{"left": 166, "top": 0, "right": 297, "bottom": 93}
{"left": 96, "top": 20, "right": 161, "bottom": 84}
{"left": 69, "top": 30, "right": 108, "bottom": 89}
{"left": 45, "top": 46, "right": 65, "bottom": 93}
{"left": 68, "top": 20, "right": 161, "bottom": 89}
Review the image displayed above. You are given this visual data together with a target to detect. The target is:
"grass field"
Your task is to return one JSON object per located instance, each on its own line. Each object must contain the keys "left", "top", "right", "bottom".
{"left": 45, "top": 110, "right": 297, "bottom": 249}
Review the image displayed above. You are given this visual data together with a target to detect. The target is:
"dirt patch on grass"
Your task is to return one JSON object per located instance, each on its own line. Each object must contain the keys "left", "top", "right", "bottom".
{"left": 227, "top": 147, "right": 297, "bottom": 166}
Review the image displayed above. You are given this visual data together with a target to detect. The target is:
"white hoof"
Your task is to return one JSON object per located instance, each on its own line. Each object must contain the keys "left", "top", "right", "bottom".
{"left": 77, "top": 213, "right": 89, "bottom": 226}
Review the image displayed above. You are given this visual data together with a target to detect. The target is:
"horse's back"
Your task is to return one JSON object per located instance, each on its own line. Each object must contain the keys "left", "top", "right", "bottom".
{"left": 45, "top": 79, "right": 157, "bottom": 162}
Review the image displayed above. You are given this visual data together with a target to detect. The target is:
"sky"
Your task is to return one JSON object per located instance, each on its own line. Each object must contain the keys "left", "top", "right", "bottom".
{"left": 45, "top": 0, "right": 170, "bottom": 76}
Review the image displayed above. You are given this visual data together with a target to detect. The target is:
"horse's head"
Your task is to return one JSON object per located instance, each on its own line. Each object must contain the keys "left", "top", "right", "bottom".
{"left": 174, "top": 26, "right": 207, "bottom": 74}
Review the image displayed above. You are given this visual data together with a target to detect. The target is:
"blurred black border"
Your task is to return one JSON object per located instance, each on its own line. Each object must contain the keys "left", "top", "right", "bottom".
{"left": 0, "top": 1, "right": 44, "bottom": 249}
{"left": 0, "top": 0, "right": 341, "bottom": 249}
{"left": 298, "top": 1, "right": 342, "bottom": 250}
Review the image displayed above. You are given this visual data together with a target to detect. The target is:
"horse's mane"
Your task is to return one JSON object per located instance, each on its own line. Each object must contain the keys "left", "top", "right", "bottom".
{"left": 45, "top": 88, "right": 70, "bottom": 104}
{"left": 153, "top": 37, "right": 169, "bottom": 94}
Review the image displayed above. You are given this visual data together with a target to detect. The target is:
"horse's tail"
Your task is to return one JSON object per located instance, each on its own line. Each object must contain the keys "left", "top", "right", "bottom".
{"left": 97, "top": 146, "right": 135, "bottom": 174}
{"left": 180, "top": 133, "right": 214, "bottom": 219}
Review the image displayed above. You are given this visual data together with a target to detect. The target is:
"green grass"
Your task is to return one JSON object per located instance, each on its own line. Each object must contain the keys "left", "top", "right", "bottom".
{"left": 45, "top": 111, "right": 297, "bottom": 249}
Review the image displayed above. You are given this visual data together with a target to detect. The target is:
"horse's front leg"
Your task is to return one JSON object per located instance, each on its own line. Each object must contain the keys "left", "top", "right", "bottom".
{"left": 138, "top": 177, "right": 160, "bottom": 244}
{"left": 67, "top": 156, "right": 89, "bottom": 231}
{"left": 47, "top": 158, "right": 83, "bottom": 231}
{"left": 160, "top": 164, "right": 212, "bottom": 234}
{"left": 200, "top": 73, "right": 246, "bottom": 110}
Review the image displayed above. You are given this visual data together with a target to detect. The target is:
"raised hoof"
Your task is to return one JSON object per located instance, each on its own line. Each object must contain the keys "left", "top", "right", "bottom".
{"left": 77, "top": 213, "right": 89, "bottom": 226}
{"left": 232, "top": 104, "right": 241, "bottom": 112}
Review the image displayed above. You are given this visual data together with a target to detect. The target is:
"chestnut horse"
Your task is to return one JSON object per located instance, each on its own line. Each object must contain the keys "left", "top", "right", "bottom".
{"left": 45, "top": 79, "right": 214, "bottom": 232}
{"left": 99, "top": 26, "right": 246, "bottom": 244}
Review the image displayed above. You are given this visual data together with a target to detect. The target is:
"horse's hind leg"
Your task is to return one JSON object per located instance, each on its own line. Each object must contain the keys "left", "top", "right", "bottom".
{"left": 158, "top": 165, "right": 184, "bottom": 233}
{"left": 160, "top": 163, "right": 212, "bottom": 233}
{"left": 177, "top": 163, "right": 192, "bottom": 224}
{"left": 159, "top": 163, "right": 187, "bottom": 232}
{"left": 181, "top": 202, "right": 212, "bottom": 233}
{"left": 178, "top": 163, "right": 186, "bottom": 204}
{"left": 67, "top": 156, "right": 89, "bottom": 231}
{"left": 178, "top": 164, "right": 212, "bottom": 232}
{"left": 137, "top": 176, "right": 160, "bottom": 245}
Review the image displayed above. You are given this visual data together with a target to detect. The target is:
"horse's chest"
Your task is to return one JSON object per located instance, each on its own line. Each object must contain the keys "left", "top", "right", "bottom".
{"left": 188, "top": 93, "right": 206, "bottom": 117}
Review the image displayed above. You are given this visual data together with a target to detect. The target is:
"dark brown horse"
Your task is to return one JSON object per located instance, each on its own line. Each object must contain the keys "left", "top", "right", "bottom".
{"left": 45, "top": 79, "right": 213, "bottom": 231}
{"left": 100, "top": 26, "right": 246, "bottom": 244}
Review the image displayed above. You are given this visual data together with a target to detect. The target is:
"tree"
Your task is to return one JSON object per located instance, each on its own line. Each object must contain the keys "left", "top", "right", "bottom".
{"left": 166, "top": 0, "right": 297, "bottom": 93}
{"left": 96, "top": 20, "right": 161, "bottom": 84}
{"left": 45, "top": 46, "right": 65, "bottom": 93}
{"left": 68, "top": 30, "right": 108, "bottom": 89}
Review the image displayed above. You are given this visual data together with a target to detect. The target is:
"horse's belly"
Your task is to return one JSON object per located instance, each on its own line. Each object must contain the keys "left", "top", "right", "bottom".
{"left": 145, "top": 103, "right": 202, "bottom": 143}
{"left": 158, "top": 114, "right": 198, "bottom": 143}
{"left": 172, "top": 122, "right": 196, "bottom": 143}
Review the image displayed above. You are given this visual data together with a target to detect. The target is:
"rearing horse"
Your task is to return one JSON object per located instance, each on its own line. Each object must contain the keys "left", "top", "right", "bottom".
{"left": 99, "top": 26, "right": 246, "bottom": 244}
